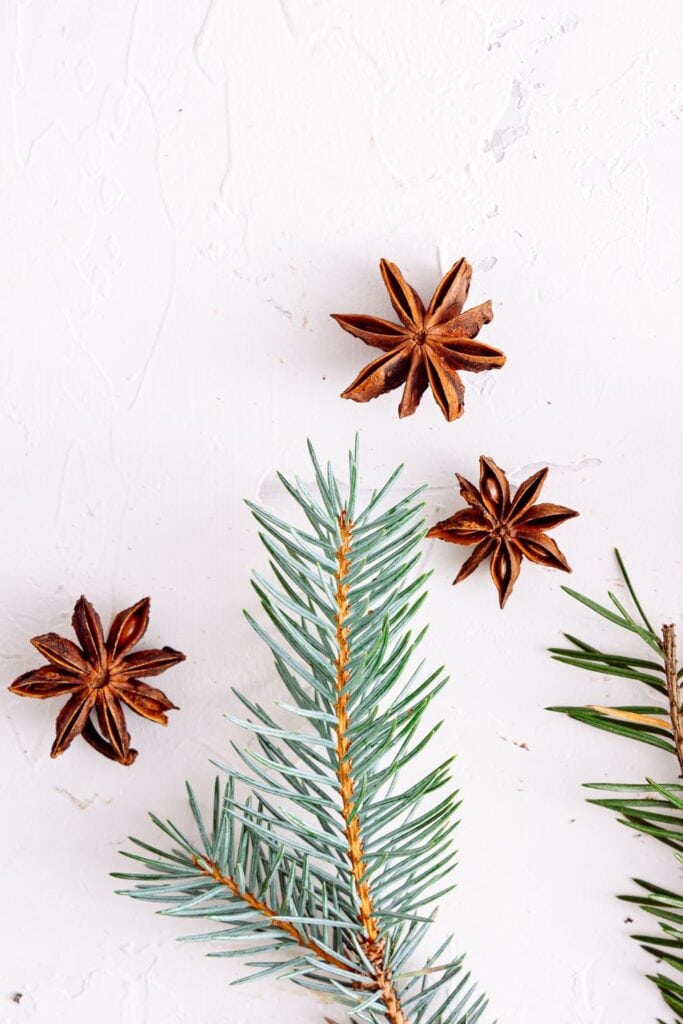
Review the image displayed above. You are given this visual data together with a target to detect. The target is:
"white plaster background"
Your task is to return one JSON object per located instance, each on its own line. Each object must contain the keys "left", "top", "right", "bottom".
{"left": 2, "top": 2, "right": 683, "bottom": 1022}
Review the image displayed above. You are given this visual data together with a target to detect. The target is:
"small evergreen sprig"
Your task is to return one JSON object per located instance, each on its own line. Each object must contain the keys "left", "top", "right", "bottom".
{"left": 549, "top": 550, "right": 683, "bottom": 1023}
{"left": 115, "top": 439, "right": 487, "bottom": 1024}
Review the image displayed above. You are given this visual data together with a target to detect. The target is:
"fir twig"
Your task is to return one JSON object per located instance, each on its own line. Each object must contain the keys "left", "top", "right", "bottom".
{"left": 115, "top": 438, "right": 487, "bottom": 1024}
{"left": 550, "top": 550, "right": 683, "bottom": 1022}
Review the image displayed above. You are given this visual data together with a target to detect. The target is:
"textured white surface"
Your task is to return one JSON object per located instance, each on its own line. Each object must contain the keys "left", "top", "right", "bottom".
{"left": 2, "top": 2, "right": 683, "bottom": 1021}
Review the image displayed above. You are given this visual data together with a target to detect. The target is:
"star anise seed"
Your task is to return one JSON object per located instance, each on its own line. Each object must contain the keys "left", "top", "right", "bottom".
{"left": 428, "top": 456, "right": 579, "bottom": 607}
{"left": 9, "top": 596, "right": 185, "bottom": 764}
{"left": 332, "top": 258, "right": 506, "bottom": 421}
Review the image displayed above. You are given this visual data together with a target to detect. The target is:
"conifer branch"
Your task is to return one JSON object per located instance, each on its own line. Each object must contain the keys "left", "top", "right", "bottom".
{"left": 550, "top": 550, "right": 683, "bottom": 1022}
{"left": 115, "top": 439, "right": 487, "bottom": 1024}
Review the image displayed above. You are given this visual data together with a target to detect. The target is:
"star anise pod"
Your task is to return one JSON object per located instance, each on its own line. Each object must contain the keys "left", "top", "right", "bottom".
{"left": 9, "top": 596, "right": 185, "bottom": 764}
{"left": 428, "top": 456, "right": 579, "bottom": 608}
{"left": 331, "top": 258, "right": 506, "bottom": 421}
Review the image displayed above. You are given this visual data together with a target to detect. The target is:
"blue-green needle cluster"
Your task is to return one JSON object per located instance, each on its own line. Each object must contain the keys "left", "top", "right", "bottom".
{"left": 115, "top": 439, "right": 487, "bottom": 1024}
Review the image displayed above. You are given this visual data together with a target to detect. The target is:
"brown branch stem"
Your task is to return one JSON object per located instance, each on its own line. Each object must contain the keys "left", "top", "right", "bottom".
{"left": 662, "top": 624, "right": 683, "bottom": 777}
{"left": 194, "top": 511, "right": 409, "bottom": 1023}
{"left": 192, "top": 856, "right": 360, "bottom": 981}
{"left": 334, "top": 510, "right": 408, "bottom": 1024}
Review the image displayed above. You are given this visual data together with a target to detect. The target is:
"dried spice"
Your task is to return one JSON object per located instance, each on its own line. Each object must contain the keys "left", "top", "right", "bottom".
{"left": 9, "top": 596, "right": 185, "bottom": 764}
{"left": 332, "top": 257, "right": 505, "bottom": 421}
{"left": 428, "top": 456, "right": 578, "bottom": 607}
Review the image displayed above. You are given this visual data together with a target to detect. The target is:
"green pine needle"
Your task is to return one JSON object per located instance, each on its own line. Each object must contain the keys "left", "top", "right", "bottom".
{"left": 551, "top": 550, "right": 683, "bottom": 1023}
{"left": 115, "top": 438, "right": 487, "bottom": 1024}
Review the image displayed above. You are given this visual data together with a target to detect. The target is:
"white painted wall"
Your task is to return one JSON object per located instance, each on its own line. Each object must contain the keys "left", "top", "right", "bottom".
{"left": 2, "top": 2, "right": 683, "bottom": 1021}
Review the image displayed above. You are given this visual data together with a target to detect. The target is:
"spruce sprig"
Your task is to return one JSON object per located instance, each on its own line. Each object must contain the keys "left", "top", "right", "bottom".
{"left": 549, "top": 550, "right": 683, "bottom": 1023}
{"left": 115, "top": 439, "right": 487, "bottom": 1024}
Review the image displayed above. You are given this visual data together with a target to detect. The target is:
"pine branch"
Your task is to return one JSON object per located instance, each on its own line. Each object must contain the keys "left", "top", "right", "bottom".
{"left": 115, "top": 438, "right": 487, "bottom": 1024}
{"left": 550, "top": 550, "right": 683, "bottom": 1022}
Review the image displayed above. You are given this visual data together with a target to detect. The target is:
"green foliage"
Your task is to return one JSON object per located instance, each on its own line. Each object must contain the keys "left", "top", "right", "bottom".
{"left": 115, "top": 439, "right": 487, "bottom": 1024}
{"left": 550, "top": 550, "right": 683, "bottom": 1023}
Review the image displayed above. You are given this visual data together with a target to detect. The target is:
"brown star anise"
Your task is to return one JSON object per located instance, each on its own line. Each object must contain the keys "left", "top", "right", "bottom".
{"left": 331, "top": 258, "right": 506, "bottom": 421}
{"left": 428, "top": 456, "right": 579, "bottom": 608}
{"left": 9, "top": 596, "right": 185, "bottom": 764}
